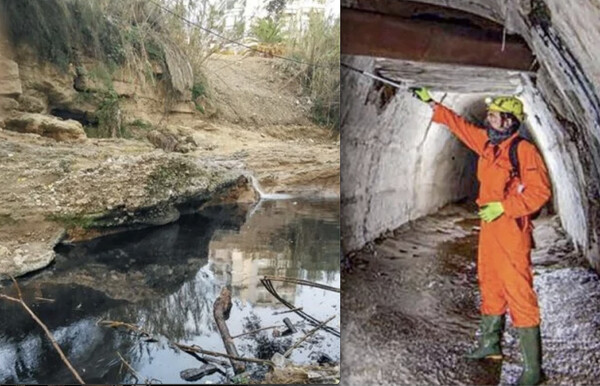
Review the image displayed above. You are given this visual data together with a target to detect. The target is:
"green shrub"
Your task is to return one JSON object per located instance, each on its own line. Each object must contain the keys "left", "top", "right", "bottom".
{"left": 251, "top": 17, "right": 284, "bottom": 44}
{"left": 192, "top": 83, "right": 206, "bottom": 100}
{"left": 281, "top": 13, "right": 340, "bottom": 131}
{"left": 96, "top": 89, "right": 121, "bottom": 137}
{"left": 129, "top": 119, "right": 153, "bottom": 130}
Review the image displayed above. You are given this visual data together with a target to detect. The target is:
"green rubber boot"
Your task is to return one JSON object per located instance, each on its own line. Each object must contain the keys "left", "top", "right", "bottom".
{"left": 465, "top": 314, "right": 504, "bottom": 360}
{"left": 517, "top": 326, "right": 544, "bottom": 386}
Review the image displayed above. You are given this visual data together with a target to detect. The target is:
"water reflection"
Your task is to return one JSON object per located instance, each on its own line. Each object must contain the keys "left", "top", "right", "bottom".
{"left": 0, "top": 199, "right": 340, "bottom": 384}
{"left": 210, "top": 199, "right": 340, "bottom": 307}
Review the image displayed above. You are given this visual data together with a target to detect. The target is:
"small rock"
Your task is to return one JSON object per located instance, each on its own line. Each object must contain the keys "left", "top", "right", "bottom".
{"left": 180, "top": 365, "right": 219, "bottom": 382}
{"left": 271, "top": 352, "right": 289, "bottom": 368}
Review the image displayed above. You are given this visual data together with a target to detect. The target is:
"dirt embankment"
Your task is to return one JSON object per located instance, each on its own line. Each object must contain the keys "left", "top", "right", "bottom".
{"left": 193, "top": 54, "right": 340, "bottom": 196}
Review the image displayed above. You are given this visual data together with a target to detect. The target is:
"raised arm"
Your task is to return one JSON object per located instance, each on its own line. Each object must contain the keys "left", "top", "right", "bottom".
{"left": 410, "top": 87, "right": 488, "bottom": 156}
{"left": 431, "top": 103, "right": 489, "bottom": 156}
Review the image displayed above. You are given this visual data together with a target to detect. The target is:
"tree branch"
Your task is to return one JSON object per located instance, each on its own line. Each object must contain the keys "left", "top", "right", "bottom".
{"left": 263, "top": 275, "right": 340, "bottom": 293}
{"left": 0, "top": 276, "right": 85, "bottom": 384}
{"left": 173, "top": 342, "right": 275, "bottom": 368}
{"left": 284, "top": 315, "right": 336, "bottom": 358}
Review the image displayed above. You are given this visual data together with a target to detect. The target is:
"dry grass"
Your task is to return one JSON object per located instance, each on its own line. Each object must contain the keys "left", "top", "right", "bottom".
{"left": 260, "top": 365, "right": 340, "bottom": 384}
{"left": 279, "top": 12, "right": 340, "bottom": 130}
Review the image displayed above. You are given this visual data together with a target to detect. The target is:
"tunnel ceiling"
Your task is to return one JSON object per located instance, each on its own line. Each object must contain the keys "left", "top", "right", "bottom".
{"left": 373, "top": 58, "right": 525, "bottom": 94}
{"left": 341, "top": 0, "right": 534, "bottom": 71}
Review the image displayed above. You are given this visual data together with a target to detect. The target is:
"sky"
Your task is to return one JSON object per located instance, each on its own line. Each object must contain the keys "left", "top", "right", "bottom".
{"left": 243, "top": 0, "right": 340, "bottom": 18}
{"left": 326, "top": 0, "right": 340, "bottom": 17}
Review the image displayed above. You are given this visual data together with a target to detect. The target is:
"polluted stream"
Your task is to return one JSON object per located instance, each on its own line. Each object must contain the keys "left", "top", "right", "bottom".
{"left": 0, "top": 199, "right": 340, "bottom": 384}
{"left": 342, "top": 204, "right": 600, "bottom": 386}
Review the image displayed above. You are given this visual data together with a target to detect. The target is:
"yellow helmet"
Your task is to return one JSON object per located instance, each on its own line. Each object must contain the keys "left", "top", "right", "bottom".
{"left": 485, "top": 96, "right": 525, "bottom": 122}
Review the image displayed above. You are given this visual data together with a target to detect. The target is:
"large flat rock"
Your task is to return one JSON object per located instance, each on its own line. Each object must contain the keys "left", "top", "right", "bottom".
{"left": 0, "top": 129, "right": 256, "bottom": 278}
{"left": 0, "top": 58, "right": 22, "bottom": 97}
{"left": 4, "top": 112, "right": 86, "bottom": 141}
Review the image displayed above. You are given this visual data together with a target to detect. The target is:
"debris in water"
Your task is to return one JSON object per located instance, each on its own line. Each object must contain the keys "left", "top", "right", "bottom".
{"left": 180, "top": 365, "right": 219, "bottom": 381}
{"left": 282, "top": 317, "right": 297, "bottom": 336}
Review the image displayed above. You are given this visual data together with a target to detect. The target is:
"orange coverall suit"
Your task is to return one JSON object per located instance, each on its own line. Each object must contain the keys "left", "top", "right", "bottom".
{"left": 432, "top": 104, "right": 552, "bottom": 327}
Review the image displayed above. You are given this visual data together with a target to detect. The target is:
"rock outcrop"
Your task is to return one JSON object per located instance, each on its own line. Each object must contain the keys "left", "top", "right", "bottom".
{"left": 4, "top": 112, "right": 86, "bottom": 141}
{"left": 146, "top": 125, "right": 198, "bottom": 153}
{"left": 0, "top": 129, "right": 257, "bottom": 278}
{"left": 0, "top": 58, "right": 22, "bottom": 96}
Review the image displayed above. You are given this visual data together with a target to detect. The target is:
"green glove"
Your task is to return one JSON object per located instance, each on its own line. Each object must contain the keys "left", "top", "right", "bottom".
{"left": 410, "top": 87, "right": 433, "bottom": 103}
{"left": 478, "top": 202, "right": 505, "bottom": 222}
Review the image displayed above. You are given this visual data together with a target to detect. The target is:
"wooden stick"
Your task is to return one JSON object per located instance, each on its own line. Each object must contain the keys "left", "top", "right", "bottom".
{"left": 117, "top": 351, "right": 142, "bottom": 384}
{"left": 98, "top": 319, "right": 274, "bottom": 370}
{"left": 213, "top": 287, "right": 246, "bottom": 374}
{"left": 283, "top": 315, "right": 336, "bottom": 358}
{"left": 231, "top": 324, "right": 284, "bottom": 339}
{"left": 10, "top": 276, "right": 22, "bottom": 299}
{"left": 0, "top": 277, "right": 85, "bottom": 384}
{"left": 34, "top": 297, "right": 55, "bottom": 303}
{"left": 263, "top": 275, "right": 340, "bottom": 293}
{"left": 273, "top": 307, "right": 303, "bottom": 315}
{"left": 174, "top": 343, "right": 275, "bottom": 368}
{"left": 99, "top": 320, "right": 152, "bottom": 338}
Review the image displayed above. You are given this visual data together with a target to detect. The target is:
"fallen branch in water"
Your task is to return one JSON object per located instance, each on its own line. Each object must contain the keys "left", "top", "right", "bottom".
{"left": 262, "top": 275, "right": 340, "bottom": 293}
{"left": 100, "top": 320, "right": 150, "bottom": 335}
{"left": 283, "top": 315, "right": 336, "bottom": 358}
{"left": 214, "top": 287, "right": 246, "bottom": 374}
{"left": 273, "top": 307, "right": 303, "bottom": 315}
{"left": 175, "top": 344, "right": 231, "bottom": 369}
{"left": 260, "top": 278, "right": 340, "bottom": 337}
{"left": 0, "top": 276, "right": 85, "bottom": 384}
{"left": 231, "top": 324, "right": 285, "bottom": 339}
{"left": 116, "top": 351, "right": 163, "bottom": 384}
{"left": 117, "top": 351, "right": 142, "bottom": 384}
{"left": 98, "top": 320, "right": 273, "bottom": 370}
{"left": 174, "top": 342, "right": 275, "bottom": 368}
{"left": 99, "top": 319, "right": 156, "bottom": 341}
{"left": 34, "top": 296, "right": 55, "bottom": 303}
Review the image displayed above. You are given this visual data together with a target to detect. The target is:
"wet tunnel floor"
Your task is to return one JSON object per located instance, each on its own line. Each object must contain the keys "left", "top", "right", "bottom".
{"left": 342, "top": 204, "right": 600, "bottom": 385}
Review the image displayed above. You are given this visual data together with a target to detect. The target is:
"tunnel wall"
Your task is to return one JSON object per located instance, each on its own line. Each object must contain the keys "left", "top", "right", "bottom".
{"left": 520, "top": 81, "right": 588, "bottom": 253}
{"left": 341, "top": 56, "right": 477, "bottom": 252}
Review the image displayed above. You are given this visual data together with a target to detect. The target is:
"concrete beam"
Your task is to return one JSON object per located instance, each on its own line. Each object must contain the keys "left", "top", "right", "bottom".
{"left": 374, "top": 58, "right": 525, "bottom": 94}
{"left": 341, "top": 6, "right": 535, "bottom": 71}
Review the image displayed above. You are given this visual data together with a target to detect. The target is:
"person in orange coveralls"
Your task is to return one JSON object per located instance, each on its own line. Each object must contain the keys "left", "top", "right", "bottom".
{"left": 411, "top": 88, "right": 551, "bottom": 386}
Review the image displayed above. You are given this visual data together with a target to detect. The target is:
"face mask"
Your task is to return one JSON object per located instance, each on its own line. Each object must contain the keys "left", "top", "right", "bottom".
{"left": 485, "top": 119, "right": 519, "bottom": 145}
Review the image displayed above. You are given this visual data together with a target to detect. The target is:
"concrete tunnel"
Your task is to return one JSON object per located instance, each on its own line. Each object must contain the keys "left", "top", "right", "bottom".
{"left": 340, "top": 0, "right": 600, "bottom": 272}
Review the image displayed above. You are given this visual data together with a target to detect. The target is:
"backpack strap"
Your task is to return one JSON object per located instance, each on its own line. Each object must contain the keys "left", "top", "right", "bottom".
{"left": 509, "top": 136, "right": 526, "bottom": 178}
